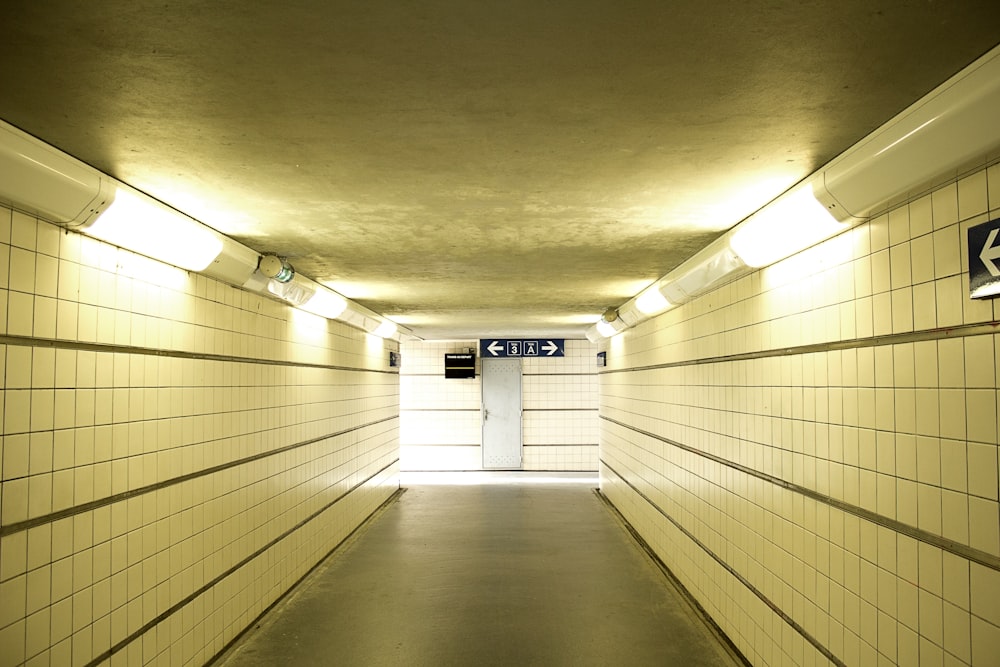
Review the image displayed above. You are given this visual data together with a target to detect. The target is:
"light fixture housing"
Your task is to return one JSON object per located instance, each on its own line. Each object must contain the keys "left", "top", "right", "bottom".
{"left": 0, "top": 120, "right": 113, "bottom": 226}
{"left": 0, "top": 118, "right": 416, "bottom": 342}
{"left": 0, "top": 118, "right": 261, "bottom": 283}
{"left": 728, "top": 184, "right": 850, "bottom": 268}
{"left": 372, "top": 320, "right": 398, "bottom": 338}
{"left": 662, "top": 236, "right": 750, "bottom": 299}
{"left": 300, "top": 288, "right": 348, "bottom": 320}
{"left": 592, "top": 43, "right": 1000, "bottom": 344}
{"left": 820, "top": 43, "right": 1000, "bottom": 219}
{"left": 259, "top": 255, "right": 295, "bottom": 283}
{"left": 81, "top": 187, "right": 225, "bottom": 272}
{"left": 266, "top": 274, "right": 316, "bottom": 306}
{"left": 591, "top": 308, "right": 627, "bottom": 339}
{"left": 635, "top": 287, "right": 671, "bottom": 315}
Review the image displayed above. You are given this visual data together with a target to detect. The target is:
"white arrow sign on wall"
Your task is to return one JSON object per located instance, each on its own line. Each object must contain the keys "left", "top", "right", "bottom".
{"left": 980, "top": 228, "right": 1000, "bottom": 277}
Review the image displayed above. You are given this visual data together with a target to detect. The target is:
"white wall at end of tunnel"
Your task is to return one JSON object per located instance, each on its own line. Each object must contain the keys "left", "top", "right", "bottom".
{"left": 400, "top": 339, "right": 599, "bottom": 471}
{"left": 0, "top": 207, "right": 400, "bottom": 667}
{"left": 599, "top": 163, "right": 1000, "bottom": 666}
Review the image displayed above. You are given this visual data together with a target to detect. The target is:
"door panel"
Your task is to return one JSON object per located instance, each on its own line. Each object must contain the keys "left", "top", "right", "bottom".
{"left": 481, "top": 358, "right": 522, "bottom": 469}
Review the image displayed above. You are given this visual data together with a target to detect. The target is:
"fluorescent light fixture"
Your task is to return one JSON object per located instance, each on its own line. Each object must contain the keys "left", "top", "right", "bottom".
{"left": 618, "top": 285, "right": 673, "bottom": 327}
{"left": 266, "top": 275, "right": 315, "bottom": 306}
{"left": 589, "top": 44, "right": 1000, "bottom": 342}
{"left": 635, "top": 287, "right": 670, "bottom": 315}
{"left": 0, "top": 118, "right": 262, "bottom": 279}
{"left": 821, "top": 44, "right": 1000, "bottom": 218}
{"left": 83, "top": 188, "right": 225, "bottom": 271}
{"left": 730, "top": 45, "right": 1000, "bottom": 269}
{"left": 0, "top": 120, "right": 113, "bottom": 225}
{"left": 662, "top": 238, "right": 748, "bottom": 300}
{"left": 0, "top": 117, "right": 416, "bottom": 341}
{"left": 729, "top": 185, "right": 849, "bottom": 268}
{"left": 372, "top": 320, "right": 398, "bottom": 338}
{"left": 301, "top": 288, "right": 348, "bottom": 319}
{"left": 593, "top": 308, "right": 627, "bottom": 338}
{"left": 595, "top": 319, "right": 618, "bottom": 338}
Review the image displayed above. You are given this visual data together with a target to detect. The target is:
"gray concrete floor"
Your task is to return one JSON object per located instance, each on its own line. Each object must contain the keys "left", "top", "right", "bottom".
{"left": 216, "top": 472, "right": 745, "bottom": 667}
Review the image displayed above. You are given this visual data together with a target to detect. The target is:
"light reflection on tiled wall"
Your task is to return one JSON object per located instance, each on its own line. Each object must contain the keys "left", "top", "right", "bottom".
{"left": 601, "top": 163, "right": 1000, "bottom": 666}
{"left": 0, "top": 208, "right": 400, "bottom": 666}
{"left": 401, "top": 340, "right": 599, "bottom": 471}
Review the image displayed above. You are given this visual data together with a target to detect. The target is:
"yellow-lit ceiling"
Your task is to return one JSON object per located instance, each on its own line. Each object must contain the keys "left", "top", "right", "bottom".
{"left": 1, "top": 1, "right": 998, "bottom": 339}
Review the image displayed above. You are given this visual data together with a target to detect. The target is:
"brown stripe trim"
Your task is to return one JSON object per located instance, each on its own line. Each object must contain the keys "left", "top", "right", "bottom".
{"left": 0, "top": 416, "right": 398, "bottom": 537}
{"left": 0, "top": 333, "right": 399, "bottom": 374}
{"left": 86, "top": 458, "right": 400, "bottom": 667}
{"left": 601, "top": 459, "right": 846, "bottom": 667}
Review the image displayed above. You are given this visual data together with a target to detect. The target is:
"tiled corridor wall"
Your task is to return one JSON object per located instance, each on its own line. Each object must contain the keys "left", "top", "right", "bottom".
{"left": 400, "top": 340, "right": 598, "bottom": 471}
{"left": 0, "top": 207, "right": 400, "bottom": 667}
{"left": 600, "top": 163, "right": 1000, "bottom": 666}
{"left": 399, "top": 342, "right": 481, "bottom": 470}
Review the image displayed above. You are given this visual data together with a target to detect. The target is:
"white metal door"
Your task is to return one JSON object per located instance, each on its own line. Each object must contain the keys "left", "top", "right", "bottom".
{"left": 481, "top": 358, "right": 522, "bottom": 469}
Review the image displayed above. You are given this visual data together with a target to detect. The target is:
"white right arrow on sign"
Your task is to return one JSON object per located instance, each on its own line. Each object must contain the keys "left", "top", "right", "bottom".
{"left": 487, "top": 341, "right": 504, "bottom": 356}
{"left": 542, "top": 341, "right": 559, "bottom": 356}
{"left": 980, "top": 228, "right": 1000, "bottom": 277}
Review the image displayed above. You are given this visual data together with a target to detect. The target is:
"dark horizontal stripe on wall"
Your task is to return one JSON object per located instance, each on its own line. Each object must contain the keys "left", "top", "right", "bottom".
{"left": 523, "top": 372, "right": 597, "bottom": 376}
{"left": 87, "top": 458, "right": 400, "bottom": 667}
{"left": 602, "top": 415, "right": 1000, "bottom": 572}
{"left": 0, "top": 333, "right": 399, "bottom": 375}
{"left": 523, "top": 408, "right": 598, "bottom": 412}
{"left": 601, "top": 459, "right": 846, "bottom": 667}
{"left": 599, "top": 320, "right": 1000, "bottom": 375}
{"left": 0, "top": 416, "right": 399, "bottom": 538}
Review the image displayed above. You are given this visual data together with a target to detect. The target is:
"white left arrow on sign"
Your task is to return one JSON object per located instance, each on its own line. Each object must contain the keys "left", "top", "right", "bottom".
{"left": 487, "top": 341, "right": 504, "bottom": 356}
{"left": 542, "top": 341, "right": 559, "bottom": 356}
{"left": 981, "top": 228, "right": 1000, "bottom": 277}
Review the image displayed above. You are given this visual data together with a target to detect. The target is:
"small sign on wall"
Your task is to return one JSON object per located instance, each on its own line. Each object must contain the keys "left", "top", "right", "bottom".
{"left": 597, "top": 351, "right": 606, "bottom": 367}
{"left": 389, "top": 351, "right": 401, "bottom": 367}
{"left": 444, "top": 353, "right": 476, "bottom": 378}
{"left": 969, "top": 217, "right": 1000, "bottom": 298}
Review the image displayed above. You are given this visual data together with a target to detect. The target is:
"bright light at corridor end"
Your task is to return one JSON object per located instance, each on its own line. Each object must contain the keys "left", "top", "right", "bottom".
{"left": 589, "top": 43, "right": 1000, "bottom": 342}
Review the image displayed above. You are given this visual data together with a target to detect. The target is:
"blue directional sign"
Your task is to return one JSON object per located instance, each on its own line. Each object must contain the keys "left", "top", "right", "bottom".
{"left": 480, "top": 339, "right": 565, "bottom": 358}
{"left": 970, "top": 217, "right": 1000, "bottom": 299}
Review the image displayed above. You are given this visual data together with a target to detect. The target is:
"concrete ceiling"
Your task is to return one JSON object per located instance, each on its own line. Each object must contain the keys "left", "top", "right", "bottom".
{"left": 1, "top": 2, "right": 998, "bottom": 339}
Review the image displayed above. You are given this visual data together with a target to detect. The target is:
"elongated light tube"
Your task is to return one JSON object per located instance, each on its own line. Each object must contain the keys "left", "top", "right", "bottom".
{"left": 82, "top": 188, "right": 225, "bottom": 271}
{"left": 372, "top": 320, "right": 398, "bottom": 338}
{"left": 636, "top": 287, "right": 670, "bottom": 315}
{"left": 728, "top": 185, "right": 849, "bottom": 268}
{"left": 301, "top": 288, "right": 348, "bottom": 319}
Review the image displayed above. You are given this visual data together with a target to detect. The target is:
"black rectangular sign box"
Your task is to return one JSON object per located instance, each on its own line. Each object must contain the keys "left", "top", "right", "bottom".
{"left": 444, "top": 353, "right": 476, "bottom": 379}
